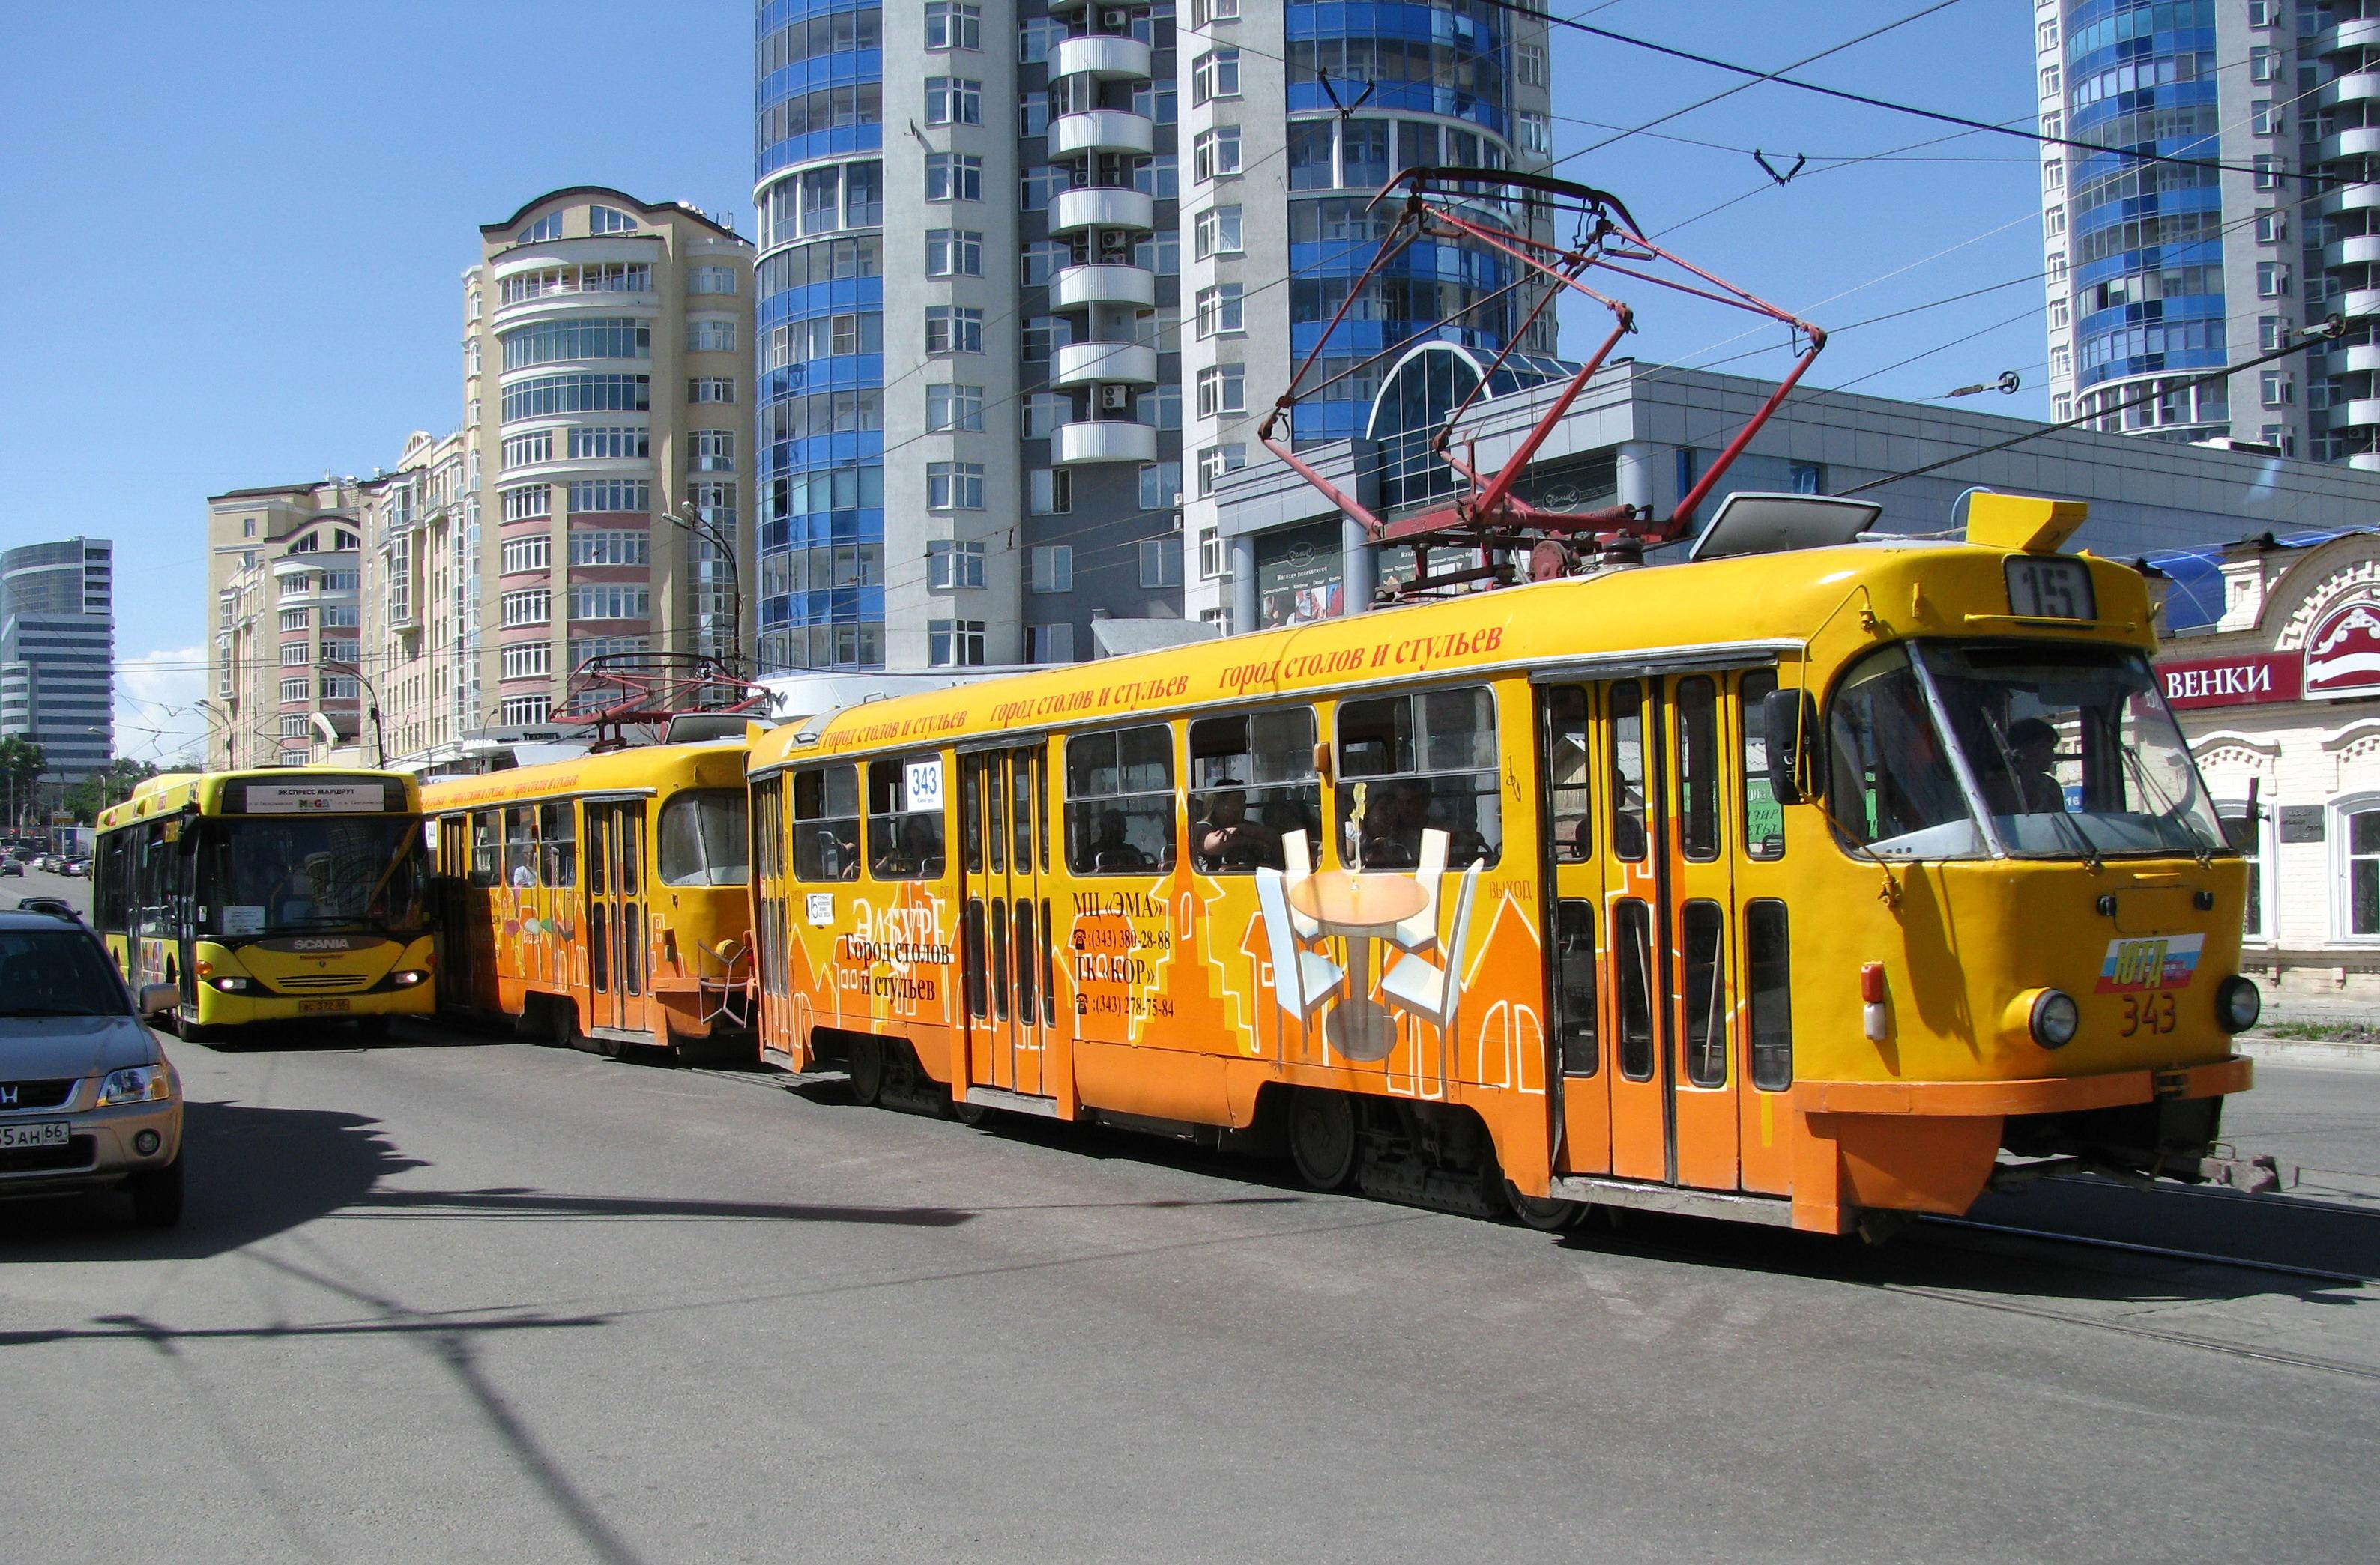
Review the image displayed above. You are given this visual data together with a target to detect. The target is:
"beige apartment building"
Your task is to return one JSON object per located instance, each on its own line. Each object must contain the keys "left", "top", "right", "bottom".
{"left": 203, "top": 479, "right": 367, "bottom": 770}
{"left": 357, "top": 429, "right": 470, "bottom": 766}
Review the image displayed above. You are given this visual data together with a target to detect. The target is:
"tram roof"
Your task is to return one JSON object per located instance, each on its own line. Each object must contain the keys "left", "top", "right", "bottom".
{"left": 418, "top": 736, "right": 754, "bottom": 811}
{"left": 753, "top": 538, "right": 2155, "bottom": 772}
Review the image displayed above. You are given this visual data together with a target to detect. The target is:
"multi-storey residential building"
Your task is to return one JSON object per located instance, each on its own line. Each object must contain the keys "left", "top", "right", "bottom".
{"left": 751, "top": 0, "right": 1551, "bottom": 661}
{"left": 0, "top": 537, "right": 114, "bottom": 781}
{"left": 2313, "top": 1, "right": 2380, "bottom": 465}
{"left": 2035, "top": 0, "right": 2343, "bottom": 458}
{"left": 360, "top": 429, "right": 471, "bottom": 765}
{"left": 467, "top": 187, "right": 756, "bottom": 727}
{"left": 204, "top": 482, "right": 366, "bottom": 769}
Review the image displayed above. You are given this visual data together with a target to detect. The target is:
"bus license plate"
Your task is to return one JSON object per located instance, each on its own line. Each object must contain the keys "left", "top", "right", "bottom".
{"left": 299, "top": 999, "right": 351, "bottom": 1014}
{"left": 0, "top": 1121, "right": 69, "bottom": 1150}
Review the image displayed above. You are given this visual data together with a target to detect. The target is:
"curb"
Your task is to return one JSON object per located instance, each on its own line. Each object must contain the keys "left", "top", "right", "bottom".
{"left": 2238, "top": 1036, "right": 2380, "bottom": 1071}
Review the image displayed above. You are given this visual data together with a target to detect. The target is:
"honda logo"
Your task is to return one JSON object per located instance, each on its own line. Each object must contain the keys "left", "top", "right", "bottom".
{"left": 0, "top": 1086, "right": 18, "bottom": 1107}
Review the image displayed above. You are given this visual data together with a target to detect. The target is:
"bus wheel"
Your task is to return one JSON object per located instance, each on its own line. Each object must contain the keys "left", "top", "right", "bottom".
{"left": 845, "top": 1034, "right": 884, "bottom": 1106}
{"left": 1505, "top": 1183, "right": 1587, "bottom": 1232}
{"left": 354, "top": 1016, "right": 391, "bottom": 1044}
{"left": 1289, "top": 1089, "right": 1358, "bottom": 1190}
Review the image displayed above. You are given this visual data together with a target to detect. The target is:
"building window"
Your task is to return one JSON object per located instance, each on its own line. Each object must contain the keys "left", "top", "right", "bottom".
{"left": 1138, "top": 153, "right": 1179, "bottom": 200}
{"left": 518, "top": 212, "right": 564, "bottom": 243}
{"left": 928, "top": 619, "right": 987, "bottom": 667}
{"left": 2042, "top": 158, "right": 2063, "bottom": 193}
{"left": 2253, "top": 155, "right": 2283, "bottom": 191}
{"left": 570, "top": 426, "right": 650, "bottom": 459}
{"left": 501, "top": 431, "right": 554, "bottom": 469}
{"left": 926, "top": 228, "right": 984, "bottom": 276}
{"left": 568, "top": 530, "right": 650, "bottom": 566}
{"left": 925, "top": 305, "right": 985, "bottom": 354}
{"left": 925, "top": 1, "right": 981, "bottom": 50}
{"left": 2220, "top": 803, "right": 2268, "bottom": 940}
{"left": 1018, "top": 15, "right": 1063, "bottom": 63}
{"left": 688, "top": 265, "right": 736, "bottom": 295}
{"left": 280, "top": 678, "right": 310, "bottom": 703}
{"left": 278, "top": 608, "right": 310, "bottom": 632}
{"left": 2249, "top": 0, "right": 2278, "bottom": 24}
{"left": 2252, "top": 100, "right": 2283, "bottom": 136}
{"left": 1030, "top": 468, "right": 1072, "bottom": 515}
{"left": 927, "top": 461, "right": 986, "bottom": 509}
{"left": 1198, "top": 442, "right": 1246, "bottom": 494}
{"left": 925, "top": 152, "right": 984, "bottom": 202}
{"left": 1135, "top": 231, "right": 1181, "bottom": 276}
{"left": 1022, "top": 393, "right": 1068, "bottom": 440}
{"left": 1139, "top": 461, "right": 1182, "bottom": 509}
{"left": 2258, "top": 261, "right": 2292, "bottom": 297}
{"left": 1789, "top": 463, "right": 1825, "bottom": 495}
{"left": 501, "top": 590, "right": 552, "bottom": 627}
{"left": 2345, "top": 803, "right": 2380, "bottom": 936}
{"left": 501, "top": 536, "right": 549, "bottom": 575}
{"left": 928, "top": 539, "right": 986, "bottom": 590}
{"left": 588, "top": 205, "right": 636, "bottom": 234}
{"left": 1194, "top": 205, "right": 1243, "bottom": 258}
{"left": 2256, "top": 210, "right": 2287, "bottom": 243}
{"left": 1195, "top": 363, "right": 1245, "bottom": 418}
{"left": 1135, "top": 78, "right": 1178, "bottom": 124}
{"left": 1019, "top": 91, "right": 1050, "bottom": 138}
{"left": 1517, "top": 42, "right": 1547, "bottom": 88}
{"left": 2038, "top": 65, "right": 2059, "bottom": 99}
{"left": 567, "top": 479, "right": 650, "bottom": 513}
{"left": 500, "top": 695, "right": 551, "bottom": 726}
{"left": 1029, "top": 623, "right": 1077, "bottom": 663}
{"left": 689, "top": 319, "right": 737, "bottom": 354}
{"left": 1198, "top": 526, "right": 1227, "bottom": 581}
{"left": 1517, "top": 111, "right": 1551, "bottom": 157}
{"left": 501, "top": 485, "right": 552, "bottom": 523}
{"left": 1139, "top": 384, "right": 1182, "bottom": 430}
{"left": 1138, "top": 536, "right": 1183, "bottom": 589}
{"left": 2047, "top": 298, "right": 2068, "bottom": 331}
{"left": 2050, "top": 344, "right": 2071, "bottom": 379}
{"left": 1192, "top": 48, "right": 1240, "bottom": 104}
{"left": 2051, "top": 393, "right": 2071, "bottom": 421}
{"left": 925, "top": 77, "right": 983, "bottom": 126}
{"left": 2259, "top": 423, "right": 2297, "bottom": 455}
{"left": 2036, "top": 18, "right": 2057, "bottom": 51}
{"left": 928, "top": 383, "right": 987, "bottom": 431}
{"left": 2261, "top": 370, "right": 2295, "bottom": 407}
{"left": 569, "top": 585, "right": 650, "bottom": 620}
{"left": 1031, "top": 545, "right": 1074, "bottom": 593}
{"left": 501, "top": 643, "right": 551, "bottom": 681}
{"left": 1194, "top": 126, "right": 1242, "bottom": 182}
{"left": 1022, "top": 315, "right": 1072, "bottom": 361}
{"left": 1195, "top": 283, "right": 1245, "bottom": 337}
{"left": 2044, "top": 205, "right": 2065, "bottom": 237}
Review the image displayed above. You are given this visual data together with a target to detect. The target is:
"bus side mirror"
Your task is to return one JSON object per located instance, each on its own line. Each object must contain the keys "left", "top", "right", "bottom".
{"left": 139, "top": 983, "right": 179, "bottom": 1019}
{"left": 1763, "top": 688, "right": 1821, "bottom": 805}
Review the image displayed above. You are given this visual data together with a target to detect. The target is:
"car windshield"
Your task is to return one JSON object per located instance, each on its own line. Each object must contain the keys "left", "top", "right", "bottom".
{"left": 200, "top": 816, "right": 429, "bottom": 935}
{"left": 0, "top": 928, "right": 128, "bottom": 1017}
{"left": 1828, "top": 640, "right": 2225, "bottom": 860}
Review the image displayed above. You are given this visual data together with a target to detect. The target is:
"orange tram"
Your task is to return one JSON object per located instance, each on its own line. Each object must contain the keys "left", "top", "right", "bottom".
{"left": 421, "top": 739, "right": 756, "bottom": 1062}
{"left": 745, "top": 496, "right": 2259, "bottom": 1235}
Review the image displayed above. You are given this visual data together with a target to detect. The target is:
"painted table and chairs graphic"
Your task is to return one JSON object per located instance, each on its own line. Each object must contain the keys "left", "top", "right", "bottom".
{"left": 1253, "top": 827, "right": 1483, "bottom": 1064}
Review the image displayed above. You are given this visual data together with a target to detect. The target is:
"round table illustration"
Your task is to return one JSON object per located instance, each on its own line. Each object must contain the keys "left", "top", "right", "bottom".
{"left": 1287, "top": 869, "right": 1430, "bottom": 1062}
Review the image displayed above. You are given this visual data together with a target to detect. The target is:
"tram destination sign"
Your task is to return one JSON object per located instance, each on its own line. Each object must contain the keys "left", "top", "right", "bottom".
{"left": 2156, "top": 651, "right": 2301, "bottom": 711}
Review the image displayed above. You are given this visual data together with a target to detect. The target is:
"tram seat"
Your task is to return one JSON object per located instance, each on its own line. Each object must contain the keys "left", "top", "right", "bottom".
{"left": 1279, "top": 831, "right": 1322, "bottom": 941}
{"left": 1255, "top": 868, "right": 1341, "bottom": 1021}
{"left": 1379, "top": 860, "right": 1482, "bottom": 1037}
{"left": 1386, "top": 829, "right": 1449, "bottom": 954}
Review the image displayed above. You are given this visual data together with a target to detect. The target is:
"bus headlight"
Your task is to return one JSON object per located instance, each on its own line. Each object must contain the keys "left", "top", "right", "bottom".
{"left": 2029, "top": 989, "right": 2080, "bottom": 1050}
{"left": 208, "top": 975, "right": 252, "bottom": 993}
{"left": 390, "top": 969, "right": 427, "bottom": 987}
{"left": 2215, "top": 975, "right": 2262, "bottom": 1034}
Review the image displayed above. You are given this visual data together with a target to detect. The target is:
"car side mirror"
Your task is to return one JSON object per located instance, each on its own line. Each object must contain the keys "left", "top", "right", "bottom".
{"left": 1762, "top": 687, "right": 1822, "bottom": 805}
{"left": 139, "top": 982, "right": 180, "bottom": 1019}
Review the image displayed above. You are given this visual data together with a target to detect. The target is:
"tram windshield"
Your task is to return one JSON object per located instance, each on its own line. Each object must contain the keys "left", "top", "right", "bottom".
{"left": 1828, "top": 641, "right": 2224, "bottom": 860}
{"left": 198, "top": 816, "right": 429, "bottom": 935}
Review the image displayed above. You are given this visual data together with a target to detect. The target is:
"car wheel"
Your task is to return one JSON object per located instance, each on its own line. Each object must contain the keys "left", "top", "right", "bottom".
{"left": 130, "top": 1157, "right": 184, "bottom": 1229}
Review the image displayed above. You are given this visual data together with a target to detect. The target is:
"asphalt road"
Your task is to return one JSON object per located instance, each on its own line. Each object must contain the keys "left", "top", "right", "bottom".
{"left": 4, "top": 865, "right": 2377, "bottom": 1561}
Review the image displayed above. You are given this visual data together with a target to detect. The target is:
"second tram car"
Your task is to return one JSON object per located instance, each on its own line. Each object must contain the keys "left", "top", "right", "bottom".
{"left": 746, "top": 497, "right": 2258, "bottom": 1234}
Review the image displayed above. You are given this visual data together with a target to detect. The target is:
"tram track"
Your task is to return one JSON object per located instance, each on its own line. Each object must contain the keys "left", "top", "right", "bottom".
{"left": 1918, "top": 1213, "right": 2370, "bottom": 1286}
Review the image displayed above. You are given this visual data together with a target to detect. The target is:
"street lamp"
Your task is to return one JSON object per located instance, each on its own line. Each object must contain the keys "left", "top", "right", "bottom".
{"left": 662, "top": 503, "right": 743, "bottom": 679}
{"left": 317, "top": 659, "right": 387, "bottom": 768}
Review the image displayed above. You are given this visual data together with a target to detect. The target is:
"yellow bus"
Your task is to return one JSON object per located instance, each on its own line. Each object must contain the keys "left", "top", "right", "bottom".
{"left": 94, "top": 769, "right": 435, "bottom": 1041}
{"left": 421, "top": 739, "right": 756, "bottom": 1062}
{"left": 746, "top": 496, "right": 2257, "bottom": 1235}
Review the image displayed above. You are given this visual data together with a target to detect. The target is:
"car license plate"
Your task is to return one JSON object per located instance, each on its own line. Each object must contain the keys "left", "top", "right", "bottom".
{"left": 0, "top": 1121, "right": 69, "bottom": 1150}
{"left": 299, "top": 998, "right": 351, "bottom": 1014}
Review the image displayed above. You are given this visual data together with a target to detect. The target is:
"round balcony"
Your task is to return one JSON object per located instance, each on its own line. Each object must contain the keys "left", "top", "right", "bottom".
{"left": 2320, "top": 16, "right": 2380, "bottom": 56}
{"left": 1051, "top": 185, "right": 1155, "bottom": 234}
{"left": 2347, "top": 286, "right": 2380, "bottom": 320}
{"left": 2325, "top": 181, "right": 2380, "bottom": 216}
{"left": 1052, "top": 420, "right": 1159, "bottom": 464}
{"left": 1052, "top": 109, "right": 1155, "bottom": 158}
{"left": 2354, "top": 450, "right": 2380, "bottom": 472}
{"left": 1052, "top": 32, "right": 1153, "bottom": 82}
{"left": 2334, "top": 340, "right": 2380, "bottom": 375}
{"left": 1051, "top": 262, "right": 1157, "bottom": 309}
{"left": 2323, "top": 70, "right": 2380, "bottom": 109}
{"left": 2328, "top": 232, "right": 2380, "bottom": 270}
{"left": 2322, "top": 125, "right": 2380, "bottom": 165}
{"left": 1052, "top": 340, "right": 1159, "bottom": 388}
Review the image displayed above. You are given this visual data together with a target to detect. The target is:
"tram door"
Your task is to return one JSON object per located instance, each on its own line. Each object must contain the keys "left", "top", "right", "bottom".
{"left": 582, "top": 799, "right": 648, "bottom": 1036}
{"left": 1539, "top": 683, "right": 1611, "bottom": 1176}
{"left": 963, "top": 746, "right": 1052, "bottom": 1097}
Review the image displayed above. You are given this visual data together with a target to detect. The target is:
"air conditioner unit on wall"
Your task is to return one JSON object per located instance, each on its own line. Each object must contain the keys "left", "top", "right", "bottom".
{"left": 1100, "top": 385, "right": 1132, "bottom": 411}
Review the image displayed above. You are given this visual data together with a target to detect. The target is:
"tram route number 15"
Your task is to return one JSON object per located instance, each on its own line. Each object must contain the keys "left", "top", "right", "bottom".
{"left": 2120, "top": 992, "right": 2176, "bottom": 1036}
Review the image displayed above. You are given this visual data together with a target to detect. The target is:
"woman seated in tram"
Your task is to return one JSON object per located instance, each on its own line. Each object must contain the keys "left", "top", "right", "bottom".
{"left": 1194, "top": 787, "right": 1281, "bottom": 871}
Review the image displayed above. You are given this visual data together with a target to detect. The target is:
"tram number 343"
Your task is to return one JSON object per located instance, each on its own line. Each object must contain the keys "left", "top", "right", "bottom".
{"left": 2120, "top": 992, "right": 2178, "bottom": 1036}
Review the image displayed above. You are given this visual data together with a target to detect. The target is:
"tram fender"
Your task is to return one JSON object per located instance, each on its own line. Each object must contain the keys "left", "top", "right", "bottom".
{"left": 650, "top": 978, "right": 711, "bottom": 1041}
{"left": 1806, "top": 1111, "right": 2000, "bottom": 1217}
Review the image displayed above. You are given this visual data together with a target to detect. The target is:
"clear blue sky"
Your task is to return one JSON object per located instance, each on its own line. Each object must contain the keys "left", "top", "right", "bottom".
{"left": 0, "top": 1, "right": 2041, "bottom": 764}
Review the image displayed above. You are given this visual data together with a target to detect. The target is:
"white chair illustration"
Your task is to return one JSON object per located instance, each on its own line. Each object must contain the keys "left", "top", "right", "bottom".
{"left": 1256, "top": 866, "right": 1342, "bottom": 1026}
{"left": 1386, "top": 828, "right": 1449, "bottom": 954}
{"left": 1280, "top": 829, "right": 1323, "bottom": 941}
{"left": 1378, "top": 860, "right": 1482, "bottom": 1043}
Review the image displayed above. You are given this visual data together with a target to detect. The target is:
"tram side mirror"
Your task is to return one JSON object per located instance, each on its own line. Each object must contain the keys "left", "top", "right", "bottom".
{"left": 1762, "top": 688, "right": 1821, "bottom": 805}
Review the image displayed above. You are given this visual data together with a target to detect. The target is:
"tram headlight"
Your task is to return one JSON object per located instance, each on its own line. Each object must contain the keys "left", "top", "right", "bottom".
{"left": 2215, "top": 975, "right": 2262, "bottom": 1035}
{"left": 2029, "top": 989, "right": 2080, "bottom": 1050}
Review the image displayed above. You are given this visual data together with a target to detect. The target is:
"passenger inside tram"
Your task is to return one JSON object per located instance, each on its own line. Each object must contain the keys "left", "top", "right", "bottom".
{"left": 1089, "top": 809, "right": 1150, "bottom": 871}
{"left": 1193, "top": 787, "right": 1281, "bottom": 871}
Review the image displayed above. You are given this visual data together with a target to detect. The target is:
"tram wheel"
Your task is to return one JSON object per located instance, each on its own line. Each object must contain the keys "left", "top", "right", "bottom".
{"left": 947, "top": 1091, "right": 988, "bottom": 1125}
{"left": 542, "top": 999, "right": 576, "bottom": 1049}
{"left": 1504, "top": 1182, "right": 1587, "bottom": 1232}
{"left": 1288, "top": 1089, "right": 1358, "bottom": 1190}
{"left": 845, "top": 1034, "right": 884, "bottom": 1106}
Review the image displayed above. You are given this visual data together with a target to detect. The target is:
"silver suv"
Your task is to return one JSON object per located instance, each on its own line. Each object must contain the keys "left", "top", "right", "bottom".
{"left": 0, "top": 909, "right": 185, "bottom": 1226}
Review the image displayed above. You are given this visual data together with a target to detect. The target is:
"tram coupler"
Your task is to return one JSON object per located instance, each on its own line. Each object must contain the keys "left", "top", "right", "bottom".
{"left": 2183, "top": 1152, "right": 2286, "bottom": 1195}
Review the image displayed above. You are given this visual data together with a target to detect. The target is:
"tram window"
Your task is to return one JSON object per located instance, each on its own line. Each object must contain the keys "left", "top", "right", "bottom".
{"left": 961, "top": 756, "right": 987, "bottom": 876}
{"left": 1682, "top": 899, "right": 1726, "bottom": 1088}
{"left": 1335, "top": 685, "right": 1501, "bottom": 868}
{"left": 793, "top": 764, "right": 861, "bottom": 882}
{"left": 1553, "top": 898, "right": 1597, "bottom": 1075}
{"left": 1827, "top": 645, "right": 1981, "bottom": 858}
{"left": 963, "top": 898, "right": 988, "bottom": 1018}
{"left": 1189, "top": 708, "right": 1320, "bottom": 873}
{"left": 1066, "top": 725, "right": 1177, "bottom": 874}
{"left": 1740, "top": 670, "right": 1784, "bottom": 859}
{"left": 867, "top": 756, "right": 946, "bottom": 880}
{"left": 659, "top": 790, "right": 749, "bottom": 886}
{"left": 1610, "top": 681, "right": 1648, "bottom": 862}
{"left": 1677, "top": 676, "right": 1720, "bottom": 862}
{"left": 991, "top": 899, "right": 1010, "bottom": 1020}
{"left": 1746, "top": 900, "right": 1792, "bottom": 1090}
{"left": 471, "top": 811, "right": 501, "bottom": 888}
{"left": 1040, "top": 896, "right": 1057, "bottom": 1026}
{"left": 1545, "top": 686, "right": 1591, "bottom": 862}
{"left": 1010, "top": 751, "right": 1036, "bottom": 873}
{"left": 1013, "top": 900, "right": 1037, "bottom": 1020}
{"left": 539, "top": 803, "right": 578, "bottom": 886}
{"left": 1614, "top": 898, "right": 1653, "bottom": 1080}
{"left": 504, "top": 808, "right": 537, "bottom": 889}
{"left": 987, "top": 755, "right": 1008, "bottom": 876}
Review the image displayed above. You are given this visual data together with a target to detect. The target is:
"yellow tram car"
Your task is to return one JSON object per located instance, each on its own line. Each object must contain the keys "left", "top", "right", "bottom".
{"left": 746, "top": 496, "right": 2256, "bottom": 1234}
{"left": 422, "top": 739, "right": 757, "bottom": 1062}
{"left": 93, "top": 769, "right": 436, "bottom": 1039}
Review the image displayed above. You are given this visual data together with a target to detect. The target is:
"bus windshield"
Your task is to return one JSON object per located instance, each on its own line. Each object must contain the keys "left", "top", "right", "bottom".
{"left": 199, "top": 816, "right": 429, "bottom": 936}
{"left": 1828, "top": 640, "right": 2225, "bottom": 861}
